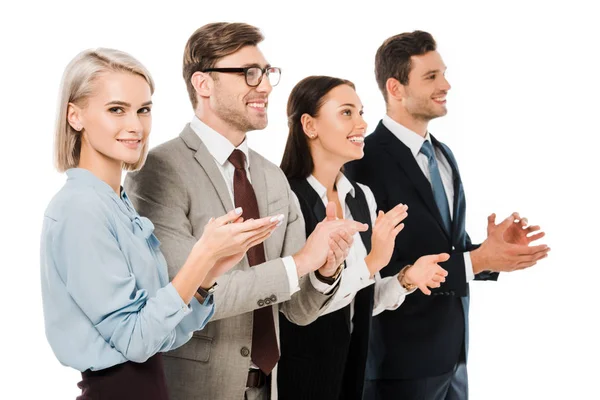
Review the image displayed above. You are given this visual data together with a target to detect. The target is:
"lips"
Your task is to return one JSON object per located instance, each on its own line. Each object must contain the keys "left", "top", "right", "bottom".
{"left": 247, "top": 100, "right": 267, "bottom": 110}
{"left": 117, "top": 138, "right": 142, "bottom": 149}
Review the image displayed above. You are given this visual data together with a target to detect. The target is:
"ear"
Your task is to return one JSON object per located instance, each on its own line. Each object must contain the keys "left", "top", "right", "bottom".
{"left": 67, "top": 103, "right": 83, "bottom": 132}
{"left": 191, "top": 71, "right": 212, "bottom": 100}
{"left": 385, "top": 77, "right": 405, "bottom": 102}
{"left": 300, "top": 113, "right": 318, "bottom": 139}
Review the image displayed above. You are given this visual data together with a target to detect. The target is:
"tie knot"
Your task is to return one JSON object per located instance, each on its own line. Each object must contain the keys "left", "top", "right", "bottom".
{"left": 419, "top": 140, "right": 435, "bottom": 160}
{"left": 228, "top": 149, "right": 246, "bottom": 170}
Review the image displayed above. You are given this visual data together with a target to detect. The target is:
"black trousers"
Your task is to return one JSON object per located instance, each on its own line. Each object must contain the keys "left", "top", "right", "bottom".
{"left": 77, "top": 354, "right": 169, "bottom": 400}
{"left": 364, "top": 362, "right": 468, "bottom": 400}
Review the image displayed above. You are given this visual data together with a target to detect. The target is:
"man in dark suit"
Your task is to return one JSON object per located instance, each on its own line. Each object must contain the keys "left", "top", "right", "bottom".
{"left": 345, "top": 31, "right": 550, "bottom": 400}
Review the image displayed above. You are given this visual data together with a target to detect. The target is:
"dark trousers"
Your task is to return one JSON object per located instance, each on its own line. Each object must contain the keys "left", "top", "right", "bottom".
{"left": 364, "top": 362, "right": 468, "bottom": 400}
{"left": 77, "top": 354, "right": 169, "bottom": 400}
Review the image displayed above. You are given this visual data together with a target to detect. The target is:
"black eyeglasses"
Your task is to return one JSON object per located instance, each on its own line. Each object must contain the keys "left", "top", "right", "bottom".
{"left": 201, "top": 66, "right": 281, "bottom": 87}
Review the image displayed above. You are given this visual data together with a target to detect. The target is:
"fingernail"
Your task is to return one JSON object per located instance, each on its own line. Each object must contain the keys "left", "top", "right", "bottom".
{"left": 276, "top": 220, "right": 283, "bottom": 227}
{"left": 270, "top": 216, "right": 279, "bottom": 222}
{"left": 278, "top": 214, "right": 285, "bottom": 221}
{"left": 235, "top": 207, "right": 243, "bottom": 215}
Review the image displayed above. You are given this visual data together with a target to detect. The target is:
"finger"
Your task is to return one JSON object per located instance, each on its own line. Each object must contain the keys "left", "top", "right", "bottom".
{"left": 426, "top": 281, "right": 441, "bottom": 288}
{"left": 497, "top": 214, "right": 519, "bottom": 235}
{"left": 526, "top": 232, "right": 545, "bottom": 243}
{"left": 375, "top": 210, "right": 385, "bottom": 226}
{"left": 514, "top": 243, "right": 550, "bottom": 256}
{"left": 519, "top": 217, "right": 528, "bottom": 227}
{"left": 392, "top": 223, "right": 405, "bottom": 236}
{"left": 237, "top": 214, "right": 283, "bottom": 232}
{"left": 525, "top": 225, "right": 541, "bottom": 233}
{"left": 431, "top": 274, "right": 445, "bottom": 283}
{"left": 244, "top": 228, "right": 274, "bottom": 249}
{"left": 325, "top": 201, "right": 337, "bottom": 221}
{"left": 419, "top": 285, "right": 431, "bottom": 295}
{"left": 330, "top": 232, "right": 351, "bottom": 253}
{"left": 436, "top": 267, "right": 449, "bottom": 277}
{"left": 213, "top": 207, "right": 244, "bottom": 226}
{"left": 329, "top": 238, "right": 345, "bottom": 261}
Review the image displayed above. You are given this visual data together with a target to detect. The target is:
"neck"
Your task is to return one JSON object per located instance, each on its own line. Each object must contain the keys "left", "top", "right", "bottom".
{"left": 310, "top": 145, "right": 345, "bottom": 195}
{"left": 78, "top": 140, "right": 122, "bottom": 194}
{"left": 195, "top": 110, "right": 246, "bottom": 147}
{"left": 387, "top": 107, "right": 429, "bottom": 138}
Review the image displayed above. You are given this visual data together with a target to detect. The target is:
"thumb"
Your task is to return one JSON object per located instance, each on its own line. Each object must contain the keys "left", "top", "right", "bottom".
{"left": 434, "top": 253, "right": 450, "bottom": 263}
{"left": 325, "top": 201, "right": 337, "bottom": 221}
{"left": 487, "top": 213, "right": 496, "bottom": 228}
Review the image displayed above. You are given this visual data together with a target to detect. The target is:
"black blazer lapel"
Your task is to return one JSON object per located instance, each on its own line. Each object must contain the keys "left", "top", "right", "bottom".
{"left": 375, "top": 122, "right": 451, "bottom": 240}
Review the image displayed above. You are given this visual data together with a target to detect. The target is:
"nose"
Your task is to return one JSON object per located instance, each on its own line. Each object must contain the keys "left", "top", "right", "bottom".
{"left": 441, "top": 75, "right": 451, "bottom": 91}
{"left": 256, "top": 73, "right": 273, "bottom": 95}
{"left": 127, "top": 114, "right": 144, "bottom": 135}
{"left": 357, "top": 114, "right": 368, "bottom": 132}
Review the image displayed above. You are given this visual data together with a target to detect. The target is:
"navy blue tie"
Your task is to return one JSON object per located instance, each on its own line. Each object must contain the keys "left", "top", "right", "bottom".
{"left": 420, "top": 140, "right": 452, "bottom": 234}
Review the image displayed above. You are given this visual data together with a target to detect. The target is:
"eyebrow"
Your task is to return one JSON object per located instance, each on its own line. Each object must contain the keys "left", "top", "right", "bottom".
{"left": 104, "top": 100, "right": 153, "bottom": 107}
{"left": 422, "top": 67, "right": 447, "bottom": 77}
{"left": 339, "top": 103, "right": 363, "bottom": 109}
{"left": 240, "top": 63, "right": 271, "bottom": 69}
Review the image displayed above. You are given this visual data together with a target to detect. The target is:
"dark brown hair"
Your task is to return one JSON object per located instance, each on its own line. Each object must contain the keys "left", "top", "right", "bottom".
{"left": 374, "top": 30, "right": 437, "bottom": 103}
{"left": 280, "top": 76, "right": 355, "bottom": 180}
{"left": 183, "top": 22, "right": 264, "bottom": 109}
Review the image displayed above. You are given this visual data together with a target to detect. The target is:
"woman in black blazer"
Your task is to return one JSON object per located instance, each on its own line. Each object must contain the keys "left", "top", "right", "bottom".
{"left": 277, "top": 75, "right": 450, "bottom": 399}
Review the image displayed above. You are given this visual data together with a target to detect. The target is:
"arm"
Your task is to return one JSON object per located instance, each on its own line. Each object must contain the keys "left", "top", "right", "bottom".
{"left": 54, "top": 200, "right": 211, "bottom": 363}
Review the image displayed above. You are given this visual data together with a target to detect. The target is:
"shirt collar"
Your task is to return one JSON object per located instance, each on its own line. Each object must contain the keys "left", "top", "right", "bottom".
{"left": 190, "top": 115, "right": 250, "bottom": 167}
{"left": 66, "top": 168, "right": 121, "bottom": 197}
{"left": 306, "top": 172, "right": 355, "bottom": 203}
{"left": 382, "top": 114, "right": 433, "bottom": 157}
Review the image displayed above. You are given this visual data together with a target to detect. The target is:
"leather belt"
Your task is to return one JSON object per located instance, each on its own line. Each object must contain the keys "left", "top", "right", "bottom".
{"left": 246, "top": 369, "right": 267, "bottom": 388}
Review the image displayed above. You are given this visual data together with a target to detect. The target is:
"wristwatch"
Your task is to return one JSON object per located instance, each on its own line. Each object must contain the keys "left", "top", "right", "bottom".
{"left": 197, "top": 282, "right": 218, "bottom": 304}
{"left": 315, "top": 262, "right": 344, "bottom": 285}
{"left": 398, "top": 264, "right": 417, "bottom": 291}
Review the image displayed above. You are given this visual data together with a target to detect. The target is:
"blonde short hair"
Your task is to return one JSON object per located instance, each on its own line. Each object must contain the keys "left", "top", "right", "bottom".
{"left": 54, "top": 48, "right": 155, "bottom": 172}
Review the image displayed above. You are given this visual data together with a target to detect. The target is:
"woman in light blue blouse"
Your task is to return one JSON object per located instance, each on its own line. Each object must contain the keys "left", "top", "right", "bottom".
{"left": 40, "top": 48, "right": 283, "bottom": 400}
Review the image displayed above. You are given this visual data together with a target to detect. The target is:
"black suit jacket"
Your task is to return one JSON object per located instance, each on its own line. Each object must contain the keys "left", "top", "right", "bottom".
{"left": 278, "top": 178, "right": 374, "bottom": 400}
{"left": 345, "top": 121, "right": 498, "bottom": 380}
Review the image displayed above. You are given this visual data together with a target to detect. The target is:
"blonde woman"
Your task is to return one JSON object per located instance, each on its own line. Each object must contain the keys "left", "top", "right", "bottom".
{"left": 40, "top": 48, "right": 283, "bottom": 399}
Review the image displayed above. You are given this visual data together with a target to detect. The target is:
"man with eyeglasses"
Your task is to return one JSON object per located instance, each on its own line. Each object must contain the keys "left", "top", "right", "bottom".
{"left": 124, "top": 22, "right": 365, "bottom": 400}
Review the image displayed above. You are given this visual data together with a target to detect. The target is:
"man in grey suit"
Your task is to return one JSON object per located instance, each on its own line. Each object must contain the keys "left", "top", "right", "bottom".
{"left": 125, "top": 22, "right": 366, "bottom": 400}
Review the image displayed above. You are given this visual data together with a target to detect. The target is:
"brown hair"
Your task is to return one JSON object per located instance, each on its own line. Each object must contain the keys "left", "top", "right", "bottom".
{"left": 54, "top": 48, "right": 154, "bottom": 172}
{"left": 374, "top": 30, "right": 437, "bottom": 103}
{"left": 280, "top": 76, "right": 355, "bottom": 180}
{"left": 182, "top": 22, "right": 264, "bottom": 109}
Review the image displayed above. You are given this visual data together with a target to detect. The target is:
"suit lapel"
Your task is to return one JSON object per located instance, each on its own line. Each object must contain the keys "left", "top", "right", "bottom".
{"left": 376, "top": 122, "right": 450, "bottom": 240}
{"left": 179, "top": 125, "right": 234, "bottom": 212}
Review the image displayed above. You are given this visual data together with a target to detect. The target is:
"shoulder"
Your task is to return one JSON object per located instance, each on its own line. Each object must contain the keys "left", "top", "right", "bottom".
{"left": 249, "top": 149, "right": 288, "bottom": 183}
{"left": 45, "top": 184, "right": 114, "bottom": 234}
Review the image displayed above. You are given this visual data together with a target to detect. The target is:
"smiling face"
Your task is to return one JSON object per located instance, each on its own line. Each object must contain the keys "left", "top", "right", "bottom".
{"left": 400, "top": 50, "right": 451, "bottom": 121}
{"left": 69, "top": 71, "right": 152, "bottom": 170}
{"left": 309, "top": 84, "right": 367, "bottom": 164}
{"left": 208, "top": 45, "right": 273, "bottom": 133}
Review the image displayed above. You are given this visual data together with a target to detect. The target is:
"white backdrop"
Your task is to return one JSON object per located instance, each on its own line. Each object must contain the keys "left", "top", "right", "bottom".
{"left": 1, "top": 1, "right": 597, "bottom": 399}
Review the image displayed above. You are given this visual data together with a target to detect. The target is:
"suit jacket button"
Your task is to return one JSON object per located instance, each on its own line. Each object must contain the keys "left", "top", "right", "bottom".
{"left": 240, "top": 347, "right": 250, "bottom": 357}
{"left": 265, "top": 298, "right": 271, "bottom": 305}
{"left": 258, "top": 300, "right": 264, "bottom": 307}
{"left": 270, "top": 295, "right": 277, "bottom": 302}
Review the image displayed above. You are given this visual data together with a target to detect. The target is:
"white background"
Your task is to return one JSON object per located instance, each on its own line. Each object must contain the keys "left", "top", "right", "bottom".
{"left": 1, "top": 1, "right": 597, "bottom": 399}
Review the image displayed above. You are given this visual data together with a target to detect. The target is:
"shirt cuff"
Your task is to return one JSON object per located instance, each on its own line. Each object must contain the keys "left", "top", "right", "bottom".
{"left": 282, "top": 256, "right": 300, "bottom": 295}
{"left": 465, "top": 252, "right": 475, "bottom": 282}
{"left": 357, "top": 257, "right": 375, "bottom": 284}
{"left": 164, "top": 282, "right": 194, "bottom": 316}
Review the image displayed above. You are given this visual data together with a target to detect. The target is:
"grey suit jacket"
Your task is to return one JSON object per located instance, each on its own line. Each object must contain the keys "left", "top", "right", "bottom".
{"left": 124, "top": 124, "right": 334, "bottom": 400}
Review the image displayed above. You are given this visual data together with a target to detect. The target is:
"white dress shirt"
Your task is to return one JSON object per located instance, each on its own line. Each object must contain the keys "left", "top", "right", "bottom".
{"left": 382, "top": 115, "right": 475, "bottom": 282}
{"left": 189, "top": 116, "right": 303, "bottom": 294}
{"left": 307, "top": 173, "right": 413, "bottom": 332}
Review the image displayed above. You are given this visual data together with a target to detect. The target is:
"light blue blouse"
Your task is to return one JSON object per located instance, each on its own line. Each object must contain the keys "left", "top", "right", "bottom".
{"left": 40, "top": 168, "right": 214, "bottom": 372}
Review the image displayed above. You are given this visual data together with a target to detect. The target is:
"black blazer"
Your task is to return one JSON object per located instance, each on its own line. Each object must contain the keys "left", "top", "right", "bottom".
{"left": 345, "top": 121, "right": 498, "bottom": 380}
{"left": 278, "top": 177, "right": 374, "bottom": 400}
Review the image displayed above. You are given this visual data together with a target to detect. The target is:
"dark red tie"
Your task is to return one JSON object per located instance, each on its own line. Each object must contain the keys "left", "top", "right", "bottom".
{"left": 228, "top": 149, "right": 279, "bottom": 375}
